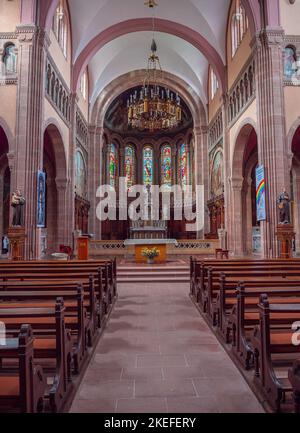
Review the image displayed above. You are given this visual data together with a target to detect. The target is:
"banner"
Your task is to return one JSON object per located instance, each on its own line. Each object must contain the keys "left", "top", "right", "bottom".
{"left": 37, "top": 170, "right": 46, "bottom": 228}
{"left": 256, "top": 165, "right": 266, "bottom": 222}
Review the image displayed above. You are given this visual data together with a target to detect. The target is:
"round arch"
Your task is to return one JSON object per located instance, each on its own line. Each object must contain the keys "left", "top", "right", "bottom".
{"left": 231, "top": 121, "right": 259, "bottom": 256}
{"left": 43, "top": 119, "right": 67, "bottom": 179}
{"left": 231, "top": 118, "right": 258, "bottom": 179}
{"left": 91, "top": 70, "right": 206, "bottom": 131}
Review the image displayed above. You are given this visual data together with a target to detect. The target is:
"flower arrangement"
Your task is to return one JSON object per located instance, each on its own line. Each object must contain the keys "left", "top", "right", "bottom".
{"left": 141, "top": 247, "right": 160, "bottom": 260}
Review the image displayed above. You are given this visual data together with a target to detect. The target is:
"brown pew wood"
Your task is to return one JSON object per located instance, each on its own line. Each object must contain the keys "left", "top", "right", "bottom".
{"left": 0, "top": 325, "right": 46, "bottom": 413}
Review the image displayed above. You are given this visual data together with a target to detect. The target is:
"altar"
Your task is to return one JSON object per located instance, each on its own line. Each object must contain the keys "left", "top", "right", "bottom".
{"left": 124, "top": 239, "right": 178, "bottom": 263}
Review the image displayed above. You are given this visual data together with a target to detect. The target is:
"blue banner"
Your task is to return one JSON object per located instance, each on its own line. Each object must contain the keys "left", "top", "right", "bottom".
{"left": 256, "top": 165, "right": 266, "bottom": 222}
{"left": 37, "top": 170, "right": 46, "bottom": 228}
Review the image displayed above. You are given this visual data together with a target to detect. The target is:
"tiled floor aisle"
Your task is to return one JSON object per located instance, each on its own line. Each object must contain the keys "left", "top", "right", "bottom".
{"left": 70, "top": 282, "right": 264, "bottom": 413}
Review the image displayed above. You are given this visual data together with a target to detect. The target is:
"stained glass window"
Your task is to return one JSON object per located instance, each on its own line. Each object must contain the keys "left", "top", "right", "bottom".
{"left": 284, "top": 47, "right": 296, "bottom": 78}
{"left": 179, "top": 143, "right": 189, "bottom": 189}
{"left": 75, "top": 151, "right": 87, "bottom": 197}
{"left": 161, "top": 146, "right": 172, "bottom": 189}
{"left": 231, "top": 0, "right": 249, "bottom": 57}
{"left": 143, "top": 146, "right": 153, "bottom": 186}
{"left": 125, "top": 146, "right": 136, "bottom": 189}
{"left": 3, "top": 44, "right": 17, "bottom": 75}
{"left": 109, "top": 143, "right": 117, "bottom": 188}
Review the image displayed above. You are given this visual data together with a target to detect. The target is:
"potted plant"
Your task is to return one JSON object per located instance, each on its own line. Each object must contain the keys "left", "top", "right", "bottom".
{"left": 141, "top": 247, "right": 160, "bottom": 265}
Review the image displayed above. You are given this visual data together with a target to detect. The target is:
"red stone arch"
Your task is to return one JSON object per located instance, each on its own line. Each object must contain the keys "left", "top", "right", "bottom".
{"left": 43, "top": 122, "right": 68, "bottom": 253}
{"left": 231, "top": 121, "right": 259, "bottom": 255}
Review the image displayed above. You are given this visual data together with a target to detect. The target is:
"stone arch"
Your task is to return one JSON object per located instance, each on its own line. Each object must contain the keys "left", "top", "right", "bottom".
{"left": 0, "top": 125, "right": 11, "bottom": 247}
{"left": 43, "top": 122, "right": 68, "bottom": 254}
{"left": 231, "top": 121, "right": 259, "bottom": 256}
{"left": 289, "top": 120, "right": 300, "bottom": 253}
{"left": 91, "top": 70, "right": 205, "bottom": 130}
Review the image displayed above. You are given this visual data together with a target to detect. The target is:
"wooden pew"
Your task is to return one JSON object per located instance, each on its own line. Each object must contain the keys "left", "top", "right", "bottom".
{"left": 0, "top": 299, "right": 73, "bottom": 413}
{"left": 0, "top": 286, "right": 87, "bottom": 376}
{"left": 288, "top": 360, "right": 300, "bottom": 413}
{"left": 229, "top": 284, "right": 300, "bottom": 369}
{"left": 0, "top": 277, "right": 98, "bottom": 346}
{"left": 204, "top": 269, "right": 300, "bottom": 323}
{"left": 215, "top": 275, "right": 300, "bottom": 335}
{"left": 0, "top": 324, "right": 46, "bottom": 413}
{"left": 0, "top": 266, "right": 113, "bottom": 319}
{"left": 250, "top": 295, "right": 300, "bottom": 412}
{"left": 190, "top": 258, "right": 300, "bottom": 303}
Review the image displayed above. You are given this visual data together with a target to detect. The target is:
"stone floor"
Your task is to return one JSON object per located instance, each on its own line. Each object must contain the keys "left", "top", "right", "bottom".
{"left": 70, "top": 282, "right": 264, "bottom": 413}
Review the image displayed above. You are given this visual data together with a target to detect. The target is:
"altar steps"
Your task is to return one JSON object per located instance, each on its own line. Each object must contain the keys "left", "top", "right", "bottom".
{"left": 117, "top": 265, "right": 190, "bottom": 283}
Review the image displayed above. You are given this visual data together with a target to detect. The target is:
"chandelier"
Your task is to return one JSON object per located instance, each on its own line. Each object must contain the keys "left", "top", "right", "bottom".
{"left": 127, "top": 2, "right": 182, "bottom": 132}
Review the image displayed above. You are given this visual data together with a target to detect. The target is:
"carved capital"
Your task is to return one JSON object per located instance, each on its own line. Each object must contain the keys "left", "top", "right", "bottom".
{"left": 55, "top": 177, "right": 68, "bottom": 191}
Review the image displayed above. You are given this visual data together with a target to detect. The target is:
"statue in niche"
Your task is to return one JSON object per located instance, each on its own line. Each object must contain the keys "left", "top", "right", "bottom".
{"left": 11, "top": 190, "right": 26, "bottom": 227}
{"left": 277, "top": 188, "right": 291, "bottom": 225}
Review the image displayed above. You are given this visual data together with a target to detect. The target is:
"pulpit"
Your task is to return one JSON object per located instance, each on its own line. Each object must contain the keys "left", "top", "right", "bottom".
{"left": 77, "top": 235, "right": 90, "bottom": 260}
{"left": 276, "top": 224, "right": 295, "bottom": 259}
{"left": 8, "top": 227, "right": 26, "bottom": 261}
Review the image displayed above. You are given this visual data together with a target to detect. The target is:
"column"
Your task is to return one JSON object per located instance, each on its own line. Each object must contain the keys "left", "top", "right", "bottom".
{"left": 194, "top": 126, "right": 209, "bottom": 238}
{"left": 230, "top": 178, "right": 244, "bottom": 256}
{"left": 65, "top": 94, "right": 77, "bottom": 247}
{"left": 14, "top": 25, "right": 50, "bottom": 259}
{"left": 56, "top": 178, "right": 68, "bottom": 248}
{"left": 253, "top": 27, "right": 289, "bottom": 258}
{"left": 222, "top": 94, "right": 231, "bottom": 249}
{"left": 88, "top": 125, "right": 103, "bottom": 240}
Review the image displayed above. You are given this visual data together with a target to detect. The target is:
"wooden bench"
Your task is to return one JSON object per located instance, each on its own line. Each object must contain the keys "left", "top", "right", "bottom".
{"left": 250, "top": 295, "right": 300, "bottom": 412}
{"left": 288, "top": 360, "right": 300, "bottom": 413}
{"left": 229, "top": 284, "right": 300, "bottom": 369}
{"left": 0, "top": 285, "right": 88, "bottom": 374}
{"left": 0, "top": 324, "right": 46, "bottom": 413}
{"left": 0, "top": 299, "right": 73, "bottom": 412}
{"left": 190, "top": 258, "right": 300, "bottom": 300}
{"left": 0, "top": 277, "right": 98, "bottom": 346}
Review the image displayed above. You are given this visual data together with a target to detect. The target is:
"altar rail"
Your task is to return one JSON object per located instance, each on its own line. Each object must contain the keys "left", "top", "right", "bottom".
{"left": 89, "top": 239, "right": 220, "bottom": 257}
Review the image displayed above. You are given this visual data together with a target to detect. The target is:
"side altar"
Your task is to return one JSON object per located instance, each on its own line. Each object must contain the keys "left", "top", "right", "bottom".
{"left": 124, "top": 239, "right": 178, "bottom": 263}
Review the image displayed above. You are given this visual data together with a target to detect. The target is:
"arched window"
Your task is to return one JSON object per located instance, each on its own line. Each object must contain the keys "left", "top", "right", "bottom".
{"left": 3, "top": 43, "right": 17, "bottom": 75}
{"left": 80, "top": 70, "right": 88, "bottom": 100}
{"left": 52, "top": 1, "right": 68, "bottom": 57}
{"left": 109, "top": 144, "right": 118, "bottom": 188}
{"left": 284, "top": 46, "right": 296, "bottom": 78}
{"left": 231, "top": 0, "right": 249, "bottom": 57}
{"left": 143, "top": 146, "right": 153, "bottom": 186}
{"left": 75, "top": 151, "right": 87, "bottom": 198}
{"left": 210, "top": 68, "right": 219, "bottom": 100}
{"left": 179, "top": 143, "right": 189, "bottom": 189}
{"left": 125, "top": 146, "right": 136, "bottom": 190}
{"left": 161, "top": 145, "right": 172, "bottom": 189}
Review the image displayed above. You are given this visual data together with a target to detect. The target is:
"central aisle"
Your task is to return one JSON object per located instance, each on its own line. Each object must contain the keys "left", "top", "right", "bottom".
{"left": 70, "top": 278, "right": 264, "bottom": 413}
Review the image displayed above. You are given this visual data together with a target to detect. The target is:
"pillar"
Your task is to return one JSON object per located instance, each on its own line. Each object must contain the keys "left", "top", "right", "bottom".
{"left": 88, "top": 125, "right": 103, "bottom": 240}
{"left": 253, "top": 27, "right": 289, "bottom": 258}
{"left": 194, "top": 126, "right": 209, "bottom": 238}
{"left": 56, "top": 177, "right": 68, "bottom": 248}
{"left": 231, "top": 178, "right": 244, "bottom": 256}
{"left": 14, "top": 25, "right": 50, "bottom": 259}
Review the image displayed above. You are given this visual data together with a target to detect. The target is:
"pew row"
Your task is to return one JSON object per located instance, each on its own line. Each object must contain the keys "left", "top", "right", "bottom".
{"left": 0, "top": 325, "right": 46, "bottom": 413}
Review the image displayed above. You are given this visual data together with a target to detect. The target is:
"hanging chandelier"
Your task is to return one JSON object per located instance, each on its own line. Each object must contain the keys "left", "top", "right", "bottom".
{"left": 127, "top": 2, "right": 182, "bottom": 132}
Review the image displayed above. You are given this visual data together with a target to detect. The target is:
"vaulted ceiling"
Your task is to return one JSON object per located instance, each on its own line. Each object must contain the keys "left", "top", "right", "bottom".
{"left": 66, "top": 0, "right": 232, "bottom": 109}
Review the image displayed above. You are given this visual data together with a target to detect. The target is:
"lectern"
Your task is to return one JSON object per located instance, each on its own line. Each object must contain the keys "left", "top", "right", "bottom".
{"left": 77, "top": 235, "right": 90, "bottom": 260}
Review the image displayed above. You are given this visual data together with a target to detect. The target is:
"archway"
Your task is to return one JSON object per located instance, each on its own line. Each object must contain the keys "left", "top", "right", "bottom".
{"left": 231, "top": 123, "right": 258, "bottom": 256}
{"left": 43, "top": 123, "right": 67, "bottom": 254}
{"left": 291, "top": 125, "right": 300, "bottom": 254}
{"left": 0, "top": 126, "right": 10, "bottom": 253}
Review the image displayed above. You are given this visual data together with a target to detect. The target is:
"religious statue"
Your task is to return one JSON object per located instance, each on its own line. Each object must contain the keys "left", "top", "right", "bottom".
{"left": 277, "top": 188, "right": 291, "bottom": 225}
{"left": 11, "top": 190, "right": 25, "bottom": 227}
